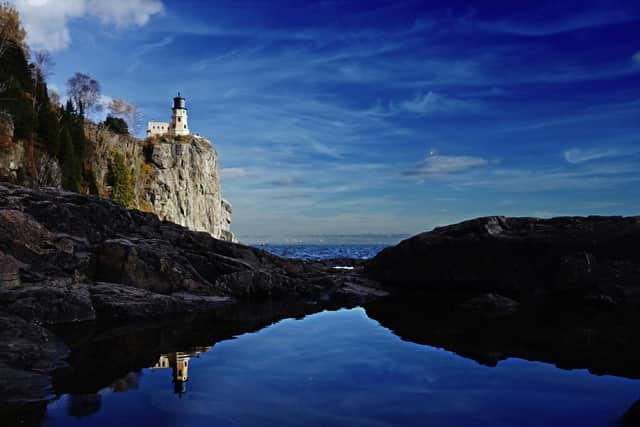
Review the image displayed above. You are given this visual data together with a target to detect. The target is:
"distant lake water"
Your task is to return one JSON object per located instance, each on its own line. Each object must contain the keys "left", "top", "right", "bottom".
{"left": 255, "top": 243, "right": 389, "bottom": 260}
{"left": 40, "top": 308, "right": 638, "bottom": 427}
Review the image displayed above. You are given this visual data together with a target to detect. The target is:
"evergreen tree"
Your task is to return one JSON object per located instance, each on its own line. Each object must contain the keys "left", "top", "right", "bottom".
{"left": 109, "top": 153, "right": 134, "bottom": 208}
{"left": 104, "top": 115, "right": 128, "bottom": 135}
{"left": 83, "top": 167, "right": 99, "bottom": 195}
{"left": 59, "top": 127, "right": 79, "bottom": 192}
{"left": 71, "top": 104, "right": 87, "bottom": 159}
{"left": 36, "top": 80, "right": 60, "bottom": 155}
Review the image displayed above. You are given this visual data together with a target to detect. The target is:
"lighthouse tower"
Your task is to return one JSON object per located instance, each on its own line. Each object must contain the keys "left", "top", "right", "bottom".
{"left": 170, "top": 93, "right": 189, "bottom": 136}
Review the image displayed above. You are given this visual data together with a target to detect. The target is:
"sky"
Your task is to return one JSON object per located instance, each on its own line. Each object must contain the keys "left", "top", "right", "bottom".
{"left": 9, "top": 0, "right": 640, "bottom": 243}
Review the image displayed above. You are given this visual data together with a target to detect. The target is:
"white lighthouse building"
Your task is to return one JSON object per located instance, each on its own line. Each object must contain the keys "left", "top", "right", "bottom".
{"left": 147, "top": 93, "right": 190, "bottom": 138}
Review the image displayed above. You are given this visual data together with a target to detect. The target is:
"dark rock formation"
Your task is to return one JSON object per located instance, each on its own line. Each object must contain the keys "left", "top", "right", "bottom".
{"left": 0, "top": 183, "right": 384, "bottom": 410}
{"left": 366, "top": 215, "right": 640, "bottom": 302}
{"left": 623, "top": 400, "right": 640, "bottom": 427}
{"left": 459, "top": 293, "right": 519, "bottom": 317}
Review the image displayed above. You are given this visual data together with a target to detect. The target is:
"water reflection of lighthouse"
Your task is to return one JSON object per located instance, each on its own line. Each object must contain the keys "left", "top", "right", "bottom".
{"left": 150, "top": 347, "right": 211, "bottom": 394}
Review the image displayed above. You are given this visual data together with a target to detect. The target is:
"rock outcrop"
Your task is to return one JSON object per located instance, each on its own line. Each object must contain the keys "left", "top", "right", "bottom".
{"left": 366, "top": 215, "right": 640, "bottom": 302}
{"left": 86, "top": 125, "right": 236, "bottom": 241}
{"left": 0, "top": 183, "right": 384, "bottom": 408}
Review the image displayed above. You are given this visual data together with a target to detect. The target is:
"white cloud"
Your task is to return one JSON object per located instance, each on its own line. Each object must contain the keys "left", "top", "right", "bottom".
{"left": 87, "top": 0, "right": 164, "bottom": 27}
{"left": 633, "top": 50, "right": 640, "bottom": 65}
{"left": 9, "top": 0, "right": 164, "bottom": 51}
{"left": 404, "top": 154, "right": 488, "bottom": 178}
{"left": 220, "top": 168, "right": 250, "bottom": 179}
{"left": 563, "top": 147, "right": 633, "bottom": 164}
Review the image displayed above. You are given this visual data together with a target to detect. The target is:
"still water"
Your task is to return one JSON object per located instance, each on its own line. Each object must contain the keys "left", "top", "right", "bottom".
{"left": 41, "top": 308, "right": 638, "bottom": 427}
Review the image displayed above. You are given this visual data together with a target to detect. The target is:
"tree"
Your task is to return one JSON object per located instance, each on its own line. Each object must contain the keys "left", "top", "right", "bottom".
{"left": 36, "top": 81, "right": 60, "bottom": 156}
{"left": 31, "top": 50, "right": 54, "bottom": 99}
{"left": 59, "top": 127, "right": 79, "bottom": 192}
{"left": 107, "top": 98, "right": 141, "bottom": 134}
{"left": 33, "top": 50, "right": 54, "bottom": 79}
{"left": 48, "top": 89, "right": 60, "bottom": 107}
{"left": 0, "top": 2, "right": 26, "bottom": 59}
{"left": 109, "top": 152, "right": 134, "bottom": 208}
{"left": 67, "top": 72, "right": 102, "bottom": 114}
{"left": 104, "top": 115, "right": 129, "bottom": 135}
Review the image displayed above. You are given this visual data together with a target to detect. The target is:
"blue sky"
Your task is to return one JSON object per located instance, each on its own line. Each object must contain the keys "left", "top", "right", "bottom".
{"left": 12, "top": 0, "right": 640, "bottom": 243}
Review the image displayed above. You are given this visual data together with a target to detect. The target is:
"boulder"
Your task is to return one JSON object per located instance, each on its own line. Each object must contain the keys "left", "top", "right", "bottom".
{"left": 366, "top": 216, "right": 640, "bottom": 297}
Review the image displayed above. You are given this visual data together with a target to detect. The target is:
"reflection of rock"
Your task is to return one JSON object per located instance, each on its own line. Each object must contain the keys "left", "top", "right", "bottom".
{"left": 68, "top": 393, "right": 102, "bottom": 418}
{"left": 623, "top": 400, "right": 640, "bottom": 427}
{"left": 459, "top": 293, "right": 519, "bottom": 317}
{"left": 110, "top": 372, "right": 142, "bottom": 393}
{"left": 364, "top": 292, "right": 640, "bottom": 378}
{"left": 0, "top": 314, "right": 69, "bottom": 404}
{"left": 50, "top": 298, "right": 345, "bottom": 400}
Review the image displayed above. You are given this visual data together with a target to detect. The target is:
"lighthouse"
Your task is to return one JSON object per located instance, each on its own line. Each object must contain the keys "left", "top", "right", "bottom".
{"left": 146, "top": 93, "right": 192, "bottom": 138}
{"left": 170, "top": 93, "right": 189, "bottom": 136}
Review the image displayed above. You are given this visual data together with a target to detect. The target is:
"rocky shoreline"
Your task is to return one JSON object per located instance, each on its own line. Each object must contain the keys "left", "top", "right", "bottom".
{"left": 0, "top": 183, "right": 385, "bottom": 413}
{"left": 1, "top": 183, "right": 639, "bottom": 425}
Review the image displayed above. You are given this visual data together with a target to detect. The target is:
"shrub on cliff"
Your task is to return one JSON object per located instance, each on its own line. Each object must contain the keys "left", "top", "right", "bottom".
{"left": 109, "top": 153, "right": 134, "bottom": 208}
{"left": 104, "top": 115, "right": 129, "bottom": 135}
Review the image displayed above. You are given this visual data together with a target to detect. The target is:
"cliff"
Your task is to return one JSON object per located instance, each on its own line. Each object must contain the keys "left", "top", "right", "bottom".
{"left": 0, "top": 115, "right": 236, "bottom": 241}
{"left": 86, "top": 125, "right": 236, "bottom": 241}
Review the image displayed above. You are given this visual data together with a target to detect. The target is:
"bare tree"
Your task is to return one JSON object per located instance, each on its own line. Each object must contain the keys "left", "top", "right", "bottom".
{"left": 107, "top": 98, "right": 142, "bottom": 134}
{"left": 34, "top": 50, "right": 55, "bottom": 78}
{"left": 67, "top": 72, "right": 102, "bottom": 114}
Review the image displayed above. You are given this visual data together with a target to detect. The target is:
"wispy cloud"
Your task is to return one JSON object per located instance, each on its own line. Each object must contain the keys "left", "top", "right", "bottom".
{"left": 476, "top": 8, "right": 634, "bottom": 37}
{"left": 367, "top": 91, "right": 480, "bottom": 117}
{"left": 633, "top": 50, "right": 640, "bottom": 65}
{"left": 403, "top": 154, "right": 489, "bottom": 178}
{"left": 399, "top": 91, "right": 479, "bottom": 115}
{"left": 458, "top": 162, "right": 640, "bottom": 192}
{"left": 563, "top": 147, "right": 639, "bottom": 164}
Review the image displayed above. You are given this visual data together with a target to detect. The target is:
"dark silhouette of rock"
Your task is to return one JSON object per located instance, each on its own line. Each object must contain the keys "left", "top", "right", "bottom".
{"left": 623, "top": 400, "right": 640, "bottom": 426}
{"left": 366, "top": 215, "right": 640, "bottom": 302}
{"left": 459, "top": 293, "right": 519, "bottom": 317}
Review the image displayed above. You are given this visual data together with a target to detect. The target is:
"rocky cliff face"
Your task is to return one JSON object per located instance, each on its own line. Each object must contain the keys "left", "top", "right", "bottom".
{"left": 85, "top": 125, "right": 236, "bottom": 242}
{"left": 144, "top": 137, "right": 231, "bottom": 241}
{"left": 0, "top": 114, "right": 61, "bottom": 188}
